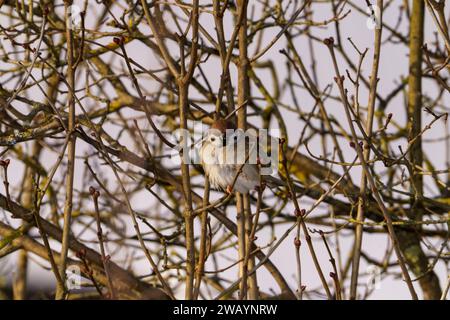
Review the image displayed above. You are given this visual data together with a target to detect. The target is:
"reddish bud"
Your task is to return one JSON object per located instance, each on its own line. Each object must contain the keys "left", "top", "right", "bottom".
{"left": 76, "top": 248, "right": 87, "bottom": 259}
{"left": 89, "top": 186, "right": 100, "bottom": 198}
{"left": 113, "top": 37, "right": 122, "bottom": 45}
{"left": 323, "top": 37, "right": 334, "bottom": 46}
{"left": 0, "top": 159, "right": 10, "bottom": 168}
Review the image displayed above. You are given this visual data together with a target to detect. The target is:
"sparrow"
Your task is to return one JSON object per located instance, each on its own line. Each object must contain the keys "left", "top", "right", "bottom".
{"left": 199, "top": 119, "right": 261, "bottom": 194}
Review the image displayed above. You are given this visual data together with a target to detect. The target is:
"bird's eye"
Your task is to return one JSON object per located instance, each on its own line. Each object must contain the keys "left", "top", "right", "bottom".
{"left": 210, "top": 137, "right": 216, "bottom": 142}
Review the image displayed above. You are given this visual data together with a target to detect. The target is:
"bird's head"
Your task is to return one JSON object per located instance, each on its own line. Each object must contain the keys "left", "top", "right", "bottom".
{"left": 202, "top": 119, "right": 236, "bottom": 148}
{"left": 204, "top": 129, "right": 225, "bottom": 148}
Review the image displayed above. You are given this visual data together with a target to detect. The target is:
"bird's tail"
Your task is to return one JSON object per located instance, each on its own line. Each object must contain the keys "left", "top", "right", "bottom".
{"left": 262, "top": 175, "right": 284, "bottom": 188}
{"left": 262, "top": 175, "right": 307, "bottom": 194}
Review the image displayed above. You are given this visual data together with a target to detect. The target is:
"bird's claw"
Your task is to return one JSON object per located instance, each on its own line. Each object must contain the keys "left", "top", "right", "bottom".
{"left": 226, "top": 185, "right": 233, "bottom": 194}
{"left": 255, "top": 182, "right": 266, "bottom": 192}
